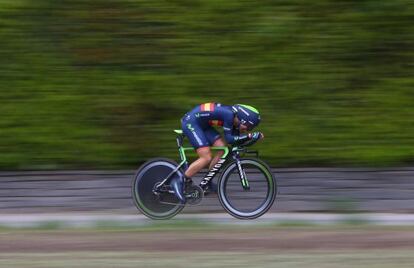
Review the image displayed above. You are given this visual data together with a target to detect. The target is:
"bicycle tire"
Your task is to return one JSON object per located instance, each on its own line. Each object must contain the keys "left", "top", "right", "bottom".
{"left": 132, "top": 158, "right": 184, "bottom": 220}
{"left": 217, "top": 158, "right": 277, "bottom": 219}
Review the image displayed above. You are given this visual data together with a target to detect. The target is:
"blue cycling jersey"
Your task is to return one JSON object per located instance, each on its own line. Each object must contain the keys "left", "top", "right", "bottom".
{"left": 181, "top": 103, "right": 243, "bottom": 148}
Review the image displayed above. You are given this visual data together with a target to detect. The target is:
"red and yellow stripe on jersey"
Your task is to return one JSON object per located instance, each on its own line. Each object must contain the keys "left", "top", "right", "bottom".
{"left": 200, "top": 103, "right": 215, "bottom": 112}
{"left": 208, "top": 120, "right": 223, "bottom": 127}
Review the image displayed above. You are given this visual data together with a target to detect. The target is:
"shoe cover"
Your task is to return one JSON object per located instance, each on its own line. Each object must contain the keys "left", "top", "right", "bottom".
{"left": 170, "top": 175, "right": 186, "bottom": 204}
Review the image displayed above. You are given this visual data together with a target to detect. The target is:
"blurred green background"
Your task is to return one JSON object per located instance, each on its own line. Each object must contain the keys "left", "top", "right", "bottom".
{"left": 0, "top": 0, "right": 413, "bottom": 170}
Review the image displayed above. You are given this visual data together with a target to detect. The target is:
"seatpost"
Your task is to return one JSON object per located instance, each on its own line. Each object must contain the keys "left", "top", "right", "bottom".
{"left": 176, "top": 134, "right": 188, "bottom": 170}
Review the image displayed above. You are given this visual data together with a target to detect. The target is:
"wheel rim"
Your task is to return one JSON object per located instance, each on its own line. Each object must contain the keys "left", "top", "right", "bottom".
{"left": 219, "top": 160, "right": 275, "bottom": 218}
{"left": 133, "top": 161, "right": 182, "bottom": 219}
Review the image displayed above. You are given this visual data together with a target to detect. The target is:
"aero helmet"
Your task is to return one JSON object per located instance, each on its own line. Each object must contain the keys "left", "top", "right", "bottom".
{"left": 232, "top": 104, "right": 260, "bottom": 130}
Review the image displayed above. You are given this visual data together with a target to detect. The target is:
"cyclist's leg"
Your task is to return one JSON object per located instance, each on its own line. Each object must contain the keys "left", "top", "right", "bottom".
{"left": 209, "top": 138, "right": 227, "bottom": 170}
{"left": 200, "top": 128, "right": 224, "bottom": 194}
{"left": 171, "top": 120, "right": 211, "bottom": 203}
{"left": 181, "top": 120, "right": 212, "bottom": 178}
{"left": 204, "top": 127, "right": 227, "bottom": 170}
{"left": 184, "top": 146, "right": 212, "bottom": 178}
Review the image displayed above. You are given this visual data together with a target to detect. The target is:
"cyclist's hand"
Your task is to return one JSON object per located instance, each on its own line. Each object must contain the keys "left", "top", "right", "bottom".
{"left": 249, "top": 132, "right": 264, "bottom": 141}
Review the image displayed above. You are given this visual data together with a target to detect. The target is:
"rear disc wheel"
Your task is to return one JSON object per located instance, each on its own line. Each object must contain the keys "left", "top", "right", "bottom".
{"left": 132, "top": 158, "right": 184, "bottom": 220}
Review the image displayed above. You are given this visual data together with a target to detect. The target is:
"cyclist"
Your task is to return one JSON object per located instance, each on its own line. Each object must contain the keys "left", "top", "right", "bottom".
{"left": 171, "top": 103, "right": 264, "bottom": 203}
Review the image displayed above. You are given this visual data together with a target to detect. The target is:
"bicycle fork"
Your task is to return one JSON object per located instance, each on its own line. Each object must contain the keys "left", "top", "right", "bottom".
{"left": 235, "top": 159, "right": 250, "bottom": 191}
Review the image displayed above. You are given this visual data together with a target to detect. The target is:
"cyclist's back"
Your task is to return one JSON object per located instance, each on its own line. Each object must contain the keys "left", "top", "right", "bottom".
{"left": 185, "top": 103, "right": 232, "bottom": 126}
{"left": 182, "top": 103, "right": 237, "bottom": 148}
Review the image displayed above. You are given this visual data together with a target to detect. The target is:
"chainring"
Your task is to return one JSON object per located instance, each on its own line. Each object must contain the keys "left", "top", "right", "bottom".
{"left": 185, "top": 185, "right": 204, "bottom": 205}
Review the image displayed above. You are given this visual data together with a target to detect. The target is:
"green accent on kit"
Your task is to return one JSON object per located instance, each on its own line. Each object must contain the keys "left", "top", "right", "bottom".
{"left": 238, "top": 104, "right": 259, "bottom": 114}
{"left": 186, "top": 123, "right": 195, "bottom": 132}
{"left": 174, "top": 129, "right": 183, "bottom": 134}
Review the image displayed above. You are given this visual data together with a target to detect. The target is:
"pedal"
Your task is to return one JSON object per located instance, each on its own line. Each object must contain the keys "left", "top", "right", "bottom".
{"left": 185, "top": 185, "right": 204, "bottom": 205}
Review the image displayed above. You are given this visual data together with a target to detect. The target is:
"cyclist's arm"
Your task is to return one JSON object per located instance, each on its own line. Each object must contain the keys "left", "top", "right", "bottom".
{"left": 222, "top": 112, "right": 252, "bottom": 145}
{"left": 223, "top": 128, "right": 250, "bottom": 145}
{"left": 224, "top": 123, "right": 262, "bottom": 147}
{"left": 238, "top": 133, "right": 262, "bottom": 147}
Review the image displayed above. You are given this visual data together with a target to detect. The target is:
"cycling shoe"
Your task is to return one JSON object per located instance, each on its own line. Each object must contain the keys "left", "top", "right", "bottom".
{"left": 170, "top": 175, "right": 186, "bottom": 204}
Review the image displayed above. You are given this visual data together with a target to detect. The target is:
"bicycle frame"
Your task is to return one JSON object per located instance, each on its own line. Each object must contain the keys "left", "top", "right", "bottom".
{"left": 156, "top": 131, "right": 253, "bottom": 192}
{"left": 134, "top": 131, "right": 276, "bottom": 219}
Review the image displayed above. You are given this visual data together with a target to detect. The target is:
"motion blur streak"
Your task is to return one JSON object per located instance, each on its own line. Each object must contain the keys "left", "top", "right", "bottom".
{"left": 1, "top": 2, "right": 414, "bottom": 268}
{"left": 0, "top": 0, "right": 413, "bottom": 170}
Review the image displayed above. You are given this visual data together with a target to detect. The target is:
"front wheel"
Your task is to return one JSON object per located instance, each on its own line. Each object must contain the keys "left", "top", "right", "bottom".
{"left": 132, "top": 158, "right": 184, "bottom": 220}
{"left": 217, "top": 158, "right": 277, "bottom": 219}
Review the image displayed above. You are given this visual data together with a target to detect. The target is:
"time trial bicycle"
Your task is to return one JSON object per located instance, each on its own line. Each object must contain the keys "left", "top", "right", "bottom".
{"left": 132, "top": 129, "right": 277, "bottom": 220}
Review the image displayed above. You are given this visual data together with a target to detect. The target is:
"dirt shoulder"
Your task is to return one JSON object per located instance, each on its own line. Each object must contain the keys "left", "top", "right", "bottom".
{"left": 2, "top": 227, "right": 414, "bottom": 253}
